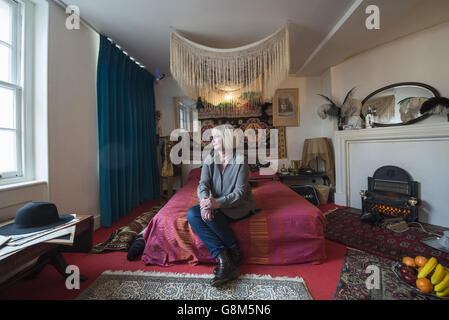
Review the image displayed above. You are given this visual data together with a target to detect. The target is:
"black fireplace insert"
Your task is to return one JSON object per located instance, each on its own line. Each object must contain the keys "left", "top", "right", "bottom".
{"left": 360, "top": 165, "right": 419, "bottom": 223}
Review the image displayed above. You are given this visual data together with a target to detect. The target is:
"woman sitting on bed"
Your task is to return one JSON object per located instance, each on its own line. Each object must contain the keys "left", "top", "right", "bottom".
{"left": 187, "top": 124, "right": 255, "bottom": 287}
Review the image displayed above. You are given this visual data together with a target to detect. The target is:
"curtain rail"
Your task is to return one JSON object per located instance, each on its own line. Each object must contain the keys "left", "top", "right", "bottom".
{"left": 50, "top": 0, "right": 147, "bottom": 70}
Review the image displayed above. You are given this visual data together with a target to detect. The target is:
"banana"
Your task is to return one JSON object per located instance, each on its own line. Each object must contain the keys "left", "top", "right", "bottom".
{"left": 436, "top": 285, "right": 449, "bottom": 298}
{"left": 435, "top": 273, "right": 449, "bottom": 292}
{"left": 417, "top": 257, "right": 438, "bottom": 279}
{"left": 431, "top": 264, "right": 446, "bottom": 285}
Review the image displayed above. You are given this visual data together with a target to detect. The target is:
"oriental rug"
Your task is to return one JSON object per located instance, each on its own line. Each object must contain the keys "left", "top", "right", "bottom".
{"left": 325, "top": 208, "right": 449, "bottom": 266}
{"left": 76, "top": 271, "right": 312, "bottom": 300}
{"left": 90, "top": 203, "right": 164, "bottom": 253}
{"left": 334, "top": 248, "right": 441, "bottom": 300}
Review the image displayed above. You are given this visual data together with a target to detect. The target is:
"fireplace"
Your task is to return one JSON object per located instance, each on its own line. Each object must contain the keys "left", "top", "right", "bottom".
{"left": 360, "top": 165, "right": 419, "bottom": 223}
{"left": 334, "top": 123, "right": 449, "bottom": 227}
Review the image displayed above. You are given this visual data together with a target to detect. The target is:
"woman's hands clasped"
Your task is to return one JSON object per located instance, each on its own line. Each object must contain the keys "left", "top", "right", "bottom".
{"left": 200, "top": 197, "right": 220, "bottom": 222}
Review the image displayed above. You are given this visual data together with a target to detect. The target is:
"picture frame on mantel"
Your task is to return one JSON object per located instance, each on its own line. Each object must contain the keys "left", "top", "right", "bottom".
{"left": 273, "top": 88, "right": 300, "bottom": 127}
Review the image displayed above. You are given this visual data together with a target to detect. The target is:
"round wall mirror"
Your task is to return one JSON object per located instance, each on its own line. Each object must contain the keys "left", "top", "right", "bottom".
{"left": 361, "top": 82, "right": 440, "bottom": 127}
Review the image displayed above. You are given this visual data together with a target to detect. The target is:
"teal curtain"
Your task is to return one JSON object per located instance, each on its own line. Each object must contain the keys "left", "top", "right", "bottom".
{"left": 97, "top": 34, "right": 159, "bottom": 227}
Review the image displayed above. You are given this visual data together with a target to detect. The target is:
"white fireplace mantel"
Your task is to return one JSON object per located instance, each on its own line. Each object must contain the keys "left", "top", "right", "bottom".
{"left": 334, "top": 122, "right": 449, "bottom": 227}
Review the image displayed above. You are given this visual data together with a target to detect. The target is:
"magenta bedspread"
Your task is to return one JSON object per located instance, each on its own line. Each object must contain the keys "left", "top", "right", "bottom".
{"left": 142, "top": 169, "right": 327, "bottom": 266}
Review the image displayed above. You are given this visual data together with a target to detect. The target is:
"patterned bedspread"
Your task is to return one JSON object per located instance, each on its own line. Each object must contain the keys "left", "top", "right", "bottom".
{"left": 142, "top": 169, "right": 327, "bottom": 266}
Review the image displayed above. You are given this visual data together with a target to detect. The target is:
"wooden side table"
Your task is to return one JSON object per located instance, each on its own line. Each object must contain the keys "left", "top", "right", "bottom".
{"left": 0, "top": 215, "right": 93, "bottom": 292}
{"left": 278, "top": 172, "right": 330, "bottom": 187}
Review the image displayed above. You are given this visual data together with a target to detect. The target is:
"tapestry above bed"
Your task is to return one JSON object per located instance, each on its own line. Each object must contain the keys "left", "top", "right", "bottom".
{"left": 195, "top": 96, "right": 287, "bottom": 159}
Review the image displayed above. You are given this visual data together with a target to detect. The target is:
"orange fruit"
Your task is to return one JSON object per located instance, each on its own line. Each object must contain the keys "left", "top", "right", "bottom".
{"left": 402, "top": 257, "right": 417, "bottom": 268}
{"left": 415, "top": 256, "right": 428, "bottom": 267}
{"left": 416, "top": 278, "right": 433, "bottom": 293}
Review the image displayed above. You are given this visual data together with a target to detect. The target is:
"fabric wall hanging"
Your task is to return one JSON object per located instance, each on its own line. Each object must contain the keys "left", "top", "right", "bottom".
{"left": 170, "top": 26, "right": 290, "bottom": 104}
{"left": 195, "top": 102, "right": 287, "bottom": 159}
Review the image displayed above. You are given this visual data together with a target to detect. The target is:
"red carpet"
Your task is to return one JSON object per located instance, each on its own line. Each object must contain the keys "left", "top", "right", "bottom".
{"left": 0, "top": 201, "right": 346, "bottom": 300}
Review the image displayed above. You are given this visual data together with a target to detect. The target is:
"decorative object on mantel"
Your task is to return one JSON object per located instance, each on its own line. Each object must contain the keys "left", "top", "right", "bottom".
{"left": 170, "top": 25, "right": 290, "bottom": 105}
{"left": 317, "top": 87, "right": 357, "bottom": 131}
{"left": 420, "top": 97, "right": 449, "bottom": 120}
{"left": 362, "top": 95, "right": 395, "bottom": 123}
{"left": 273, "top": 88, "right": 300, "bottom": 126}
{"left": 364, "top": 107, "right": 376, "bottom": 129}
{"left": 398, "top": 97, "right": 428, "bottom": 123}
{"left": 360, "top": 82, "right": 441, "bottom": 127}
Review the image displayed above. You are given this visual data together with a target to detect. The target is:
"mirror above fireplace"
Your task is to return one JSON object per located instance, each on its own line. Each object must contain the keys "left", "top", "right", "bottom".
{"left": 360, "top": 82, "right": 440, "bottom": 127}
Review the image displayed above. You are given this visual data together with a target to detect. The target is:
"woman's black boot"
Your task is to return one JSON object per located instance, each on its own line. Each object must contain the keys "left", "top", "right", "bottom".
{"left": 213, "top": 244, "right": 243, "bottom": 275}
{"left": 229, "top": 244, "right": 243, "bottom": 267}
{"left": 210, "top": 250, "right": 240, "bottom": 287}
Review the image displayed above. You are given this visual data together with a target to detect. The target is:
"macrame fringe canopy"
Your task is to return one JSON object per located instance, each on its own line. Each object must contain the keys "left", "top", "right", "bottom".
{"left": 170, "top": 26, "right": 290, "bottom": 105}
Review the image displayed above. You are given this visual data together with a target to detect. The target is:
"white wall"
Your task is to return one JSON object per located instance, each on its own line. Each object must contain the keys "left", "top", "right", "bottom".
{"left": 47, "top": 2, "right": 100, "bottom": 223}
{"left": 330, "top": 21, "right": 449, "bottom": 113}
{"left": 155, "top": 77, "right": 185, "bottom": 137}
{"left": 0, "top": 2, "right": 101, "bottom": 226}
{"left": 277, "top": 76, "right": 334, "bottom": 170}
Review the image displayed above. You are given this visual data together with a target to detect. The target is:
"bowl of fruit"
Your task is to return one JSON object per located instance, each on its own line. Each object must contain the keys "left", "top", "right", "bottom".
{"left": 392, "top": 256, "right": 449, "bottom": 299}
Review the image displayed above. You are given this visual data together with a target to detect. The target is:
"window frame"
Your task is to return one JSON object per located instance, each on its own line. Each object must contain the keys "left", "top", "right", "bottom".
{"left": 0, "top": 0, "right": 33, "bottom": 185}
{"left": 174, "top": 96, "right": 197, "bottom": 132}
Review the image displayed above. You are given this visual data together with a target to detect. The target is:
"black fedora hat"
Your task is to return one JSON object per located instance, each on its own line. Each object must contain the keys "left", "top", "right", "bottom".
{"left": 0, "top": 202, "right": 74, "bottom": 236}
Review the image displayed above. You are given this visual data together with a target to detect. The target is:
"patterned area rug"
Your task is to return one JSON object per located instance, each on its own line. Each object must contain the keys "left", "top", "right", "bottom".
{"left": 91, "top": 203, "right": 164, "bottom": 253}
{"left": 325, "top": 208, "right": 449, "bottom": 266}
{"left": 334, "top": 248, "right": 441, "bottom": 300}
{"left": 76, "top": 271, "right": 312, "bottom": 300}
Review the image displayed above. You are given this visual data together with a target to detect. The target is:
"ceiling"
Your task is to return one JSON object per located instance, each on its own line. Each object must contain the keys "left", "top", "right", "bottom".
{"left": 62, "top": 0, "right": 449, "bottom": 77}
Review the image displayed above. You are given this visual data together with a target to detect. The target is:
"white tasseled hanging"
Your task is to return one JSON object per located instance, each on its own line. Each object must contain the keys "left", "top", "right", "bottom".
{"left": 170, "top": 25, "right": 290, "bottom": 105}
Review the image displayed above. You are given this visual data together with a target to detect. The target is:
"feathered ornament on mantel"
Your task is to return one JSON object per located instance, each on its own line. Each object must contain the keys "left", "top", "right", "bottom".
{"left": 317, "top": 87, "right": 359, "bottom": 129}
{"left": 420, "top": 97, "right": 449, "bottom": 115}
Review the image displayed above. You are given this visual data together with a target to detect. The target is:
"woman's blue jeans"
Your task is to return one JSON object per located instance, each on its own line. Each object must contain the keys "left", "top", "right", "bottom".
{"left": 187, "top": 204, "right": 252, "bottom": 258}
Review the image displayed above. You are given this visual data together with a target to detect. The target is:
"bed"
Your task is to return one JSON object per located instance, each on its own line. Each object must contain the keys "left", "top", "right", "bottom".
{"left": 142, "top": 168, "right": 327, "bottom": 266}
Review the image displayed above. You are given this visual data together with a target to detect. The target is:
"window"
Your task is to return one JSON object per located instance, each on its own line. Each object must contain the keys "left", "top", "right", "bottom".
{"left": 174, "top": 97, "right": 197, "bottom": 132}
{"left": 0, "top": 0, "right": 24, "bottom": 181}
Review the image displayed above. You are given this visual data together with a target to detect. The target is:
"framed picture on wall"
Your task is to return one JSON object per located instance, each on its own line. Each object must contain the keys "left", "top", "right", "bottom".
{"left": 273, "top": 88, "right": 300, "bottom": 127}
